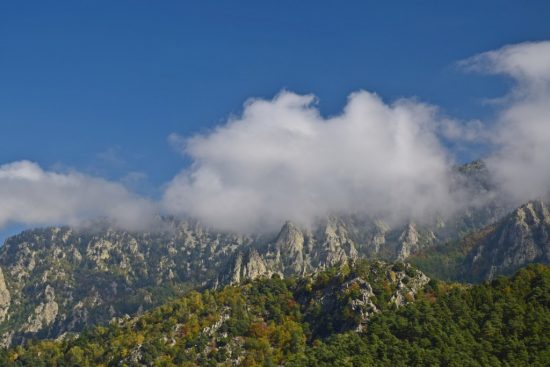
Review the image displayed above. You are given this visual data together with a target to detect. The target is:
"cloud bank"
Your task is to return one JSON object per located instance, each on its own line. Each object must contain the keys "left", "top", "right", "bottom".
{"left": 462, "top": 41, "right": 550, "bottom": 204}
{"left": 0, "top": 161, "right": 157, "bottom": 230}
{"left": 161, "top": 41, "right": 550, "bottom": 232}
{"left": 163, "top": 91, "right": 459, "bottom": 232}
{"left": 2, "top": 41, "right": 549, "bottom": 234}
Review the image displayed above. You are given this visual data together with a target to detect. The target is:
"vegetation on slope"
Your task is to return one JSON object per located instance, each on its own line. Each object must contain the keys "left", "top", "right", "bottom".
{"left": 408, "top": 224, "right": 496, "bottom": 282}
{"left": 410, "top": 200, "right": 550, "bottom": 283}
{"left": 1, "top": 261, "right": 549, "bottom": 366}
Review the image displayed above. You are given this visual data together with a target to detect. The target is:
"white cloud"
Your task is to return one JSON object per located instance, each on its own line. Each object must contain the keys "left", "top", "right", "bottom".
{"left": 461, "top": 41, "right": 550, "bottom": 86}
{"left": 463, "top": 41, "right": 550, "bottom": 204}
{"left": 163, "top": 91, "right": 460, "bottom": 232}
{"left": 164, "top": 41, "right": 550, "bottom": 233}
{"left": 167, "top": 133, "right": 186, "bottom": 153}
{"left": 0, "top": 161, "right": 158, "bottom": 230}
{"left": 438, "top": 118, "right": 487, "bottom": 143}
{"left": 4, "top": 41, "right": 549, "bottom": 234}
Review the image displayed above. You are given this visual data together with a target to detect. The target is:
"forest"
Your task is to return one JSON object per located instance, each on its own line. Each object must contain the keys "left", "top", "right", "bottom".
{"left": 1, "top": 261, "right": 548, "bottom": 366}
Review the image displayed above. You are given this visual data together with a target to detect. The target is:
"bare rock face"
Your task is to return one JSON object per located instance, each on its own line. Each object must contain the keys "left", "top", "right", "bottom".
{"left": 340, "top": 277, "right": 378, "bottom": 332}
{"left": 230, "top": 250, "right": 272, "bottom": 284}
{"left": 22, "top": 285, "right": 58, "bottom": 333}
{"left": 301, "top": 261, "right": 430, "bottom": 335}
{"left": 397, "top": 224, "right": 420, "bottom": 260}
{"left": 371, "top": 220, "right": 390, "bottom": 254}
{"left": 226, "top": 218, "right": 364, "bottom": 284}
{"left": 467, "top": 201, "right": 550, "bottom": 281}
{"left": 0, "top": 268, "right": 11, "bottom": 323}
{"left": 389, "top": 265, "right": 431, "bottom": 307}
{"left": 0, "top": 331, "right": 13, "bottom": 348}
{"left": 273, "top": 221, "right": 307, "bottom": 275}
{"left": 223, "top": 215, "right": 469, "bottom": 286}
{"left": 397, "top": 223, "right": 437, "bottom": 260}
{"left": 319, "top": 217, "right": 358, "bottom": 266}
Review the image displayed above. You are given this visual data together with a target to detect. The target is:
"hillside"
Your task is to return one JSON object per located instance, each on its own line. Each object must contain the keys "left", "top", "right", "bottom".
{"left": 0, "top": 211, "right": 496, "bottom": 347}
{"left": 464, "top": 200, "right": 550, "bottom": 281}
{"left": 0, "top": 162, "right": 544, "bottom": 347}
{"left": 409, "top": 200, "right": 550, "bottom": 282}
{"left": 2, "top": 261, "right": 549, "bottom": 366}
{"left": 0, "top": 217, "right": 433, "bottom": 346}
{"left": 0, "top": 221, "right": 251, "bottom": 347}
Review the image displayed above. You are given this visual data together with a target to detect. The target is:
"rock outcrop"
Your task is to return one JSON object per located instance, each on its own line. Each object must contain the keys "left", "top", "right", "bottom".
{"left": 225, "top": 217, "right": 441, "bottom": 285}
{"left": 0, "top": 268, "right": 10, "bottom": 323}
{"left": 298, "top": 261, "right": 430, "bottom": 336}
{"left": 229, "top": 250, "right": 271, "bottom": 284}
{"left": 22, "top": 285, "right": 58, "bottom": 333}
{"left": 466, "top": 200, "right": 550, "bottom": 281}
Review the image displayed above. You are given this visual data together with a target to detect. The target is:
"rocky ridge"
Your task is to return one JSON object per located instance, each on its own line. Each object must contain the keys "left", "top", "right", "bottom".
{"left": 0, "top": 221, "right": 252, "bottom": 346}
{"left": 295, "top": 261, "right": 430, "bottom": 335}
{"left": 0, "top": 161, "right": 524, "bottom": 346}
{"left": 4, "top": 263, "right": 549, "bottom": 366}
{"left": 113, "top": 260, "right": 431, "bottom": 365}
{"left": 0, "top": 214, "right": 460, "bottom": 347}
{"left": 465, "top": 200, "right": 550, "bottom": 281}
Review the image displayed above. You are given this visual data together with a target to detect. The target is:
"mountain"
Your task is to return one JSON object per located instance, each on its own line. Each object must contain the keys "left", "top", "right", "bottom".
{"left": 0, "top": 221, "right": 252, "bottom": 347}
{"left": 409, "top": 200, "right": 550, "bottom": 283}
{"left": 464, "top": 200, "right": 550, "bottom": 281}
{"left": 2, "top": 261, "right": 549, "bottom": 366}
{"left": 0, "top": 160, "right": 539, "bottom": 347}
{"left": 0, "top": 216, "right": 446, "bottom": 347}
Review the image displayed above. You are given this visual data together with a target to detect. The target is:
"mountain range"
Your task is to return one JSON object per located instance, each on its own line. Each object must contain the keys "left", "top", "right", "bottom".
{"left": 0, "top": 160, "right": 548, "bottom": 363}
{"left": 2, "top": 260, "right": 549, "bottom": 366}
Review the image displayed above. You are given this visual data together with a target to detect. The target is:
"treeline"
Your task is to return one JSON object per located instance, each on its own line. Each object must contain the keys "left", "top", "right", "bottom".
{"left": 1, "top": 262, "right": 549, "bottom": 366}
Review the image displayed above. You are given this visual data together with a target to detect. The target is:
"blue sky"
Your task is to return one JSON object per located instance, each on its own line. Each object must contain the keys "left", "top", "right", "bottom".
{"left": 1, "top": 1, "right": 550, "bottom": 239}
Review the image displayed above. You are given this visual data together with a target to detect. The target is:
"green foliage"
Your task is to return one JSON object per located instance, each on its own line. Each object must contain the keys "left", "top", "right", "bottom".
{"left": 407, "top": 226, "right": 493, "bottom": 282}
{"left": 2, "top": 262, "right": 549, "bottom": 366}
{"left": 298, "top": 264, "right": 550, "bottom": 366}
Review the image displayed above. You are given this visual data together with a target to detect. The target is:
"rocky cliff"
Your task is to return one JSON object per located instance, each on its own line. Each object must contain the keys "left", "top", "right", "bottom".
{"left": 465, "top": 200, "right": 550, "bottom": 281}
{"left": 0, "top": 221, "right": 252, "bottom": 346}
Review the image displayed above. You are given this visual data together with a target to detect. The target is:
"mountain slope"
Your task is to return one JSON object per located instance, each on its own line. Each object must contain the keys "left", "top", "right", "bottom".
{"left": 409, "top": 200, "right": 550, "bottom": 282}
{"left": 2, "top": 262, "right": 549, "bottom": 366}
{"left": 0, "top": 217, "right": 427, "bottom": 347}
{"left": 0, "top": 221, "right": 252, "bottom": 347}
{"left": 0, "top": 212, "right": 485, "bottom": 347}
{"left": 464, "top": 200, "right": 550, "bottom": 281}
{"left": 0, "top": 161, "right": 522, "bottom": 346}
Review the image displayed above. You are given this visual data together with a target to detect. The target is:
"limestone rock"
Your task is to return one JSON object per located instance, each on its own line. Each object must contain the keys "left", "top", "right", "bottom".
{"left": 320, "top": 217, "right": 358, "bottom": 266}
{"left": 397, "top": 223, "right": 435, "bottom": 260}
{"left": 230, "top": 250, "right": 272, "bottom": 284}
{"left": 0, "top": 331, "right": 13, "bottom": 348}
{"left": 341, "top": 277, "right": 378, "bottom": 331}
{"left": 22, "top": 285, "right": 58, "bottom": 333}
{"left": 389, "top": 265, "right": 430, "bottom": 307}
{"left": 466, "top": 200, "right": 550, "bottom": 281}
{"left": 0, "top": 267, "right": 11, "bottom": 322}
{"left": 274, "top": 221, "right": 307, "bottom": 275}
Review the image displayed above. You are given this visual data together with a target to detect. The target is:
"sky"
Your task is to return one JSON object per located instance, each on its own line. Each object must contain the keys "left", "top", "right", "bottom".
{"left": 1, "top": 1, "right": 550, "bottom": 238}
